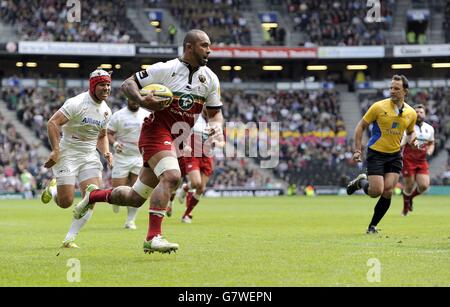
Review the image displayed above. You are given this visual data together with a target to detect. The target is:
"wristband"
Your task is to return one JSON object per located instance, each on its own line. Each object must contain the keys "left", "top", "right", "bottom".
{"left": 113, "top": 141, "right": 119, "bottom": 148}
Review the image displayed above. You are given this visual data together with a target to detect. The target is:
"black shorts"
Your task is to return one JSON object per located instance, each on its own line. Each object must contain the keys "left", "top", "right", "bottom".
{"left": 366, "top": 148, "right": 402, "bottom": 176}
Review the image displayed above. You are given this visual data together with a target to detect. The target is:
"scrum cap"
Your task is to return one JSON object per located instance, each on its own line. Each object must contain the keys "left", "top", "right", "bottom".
{"left": 89, "top": 68, "right": 111, "bottom": 100}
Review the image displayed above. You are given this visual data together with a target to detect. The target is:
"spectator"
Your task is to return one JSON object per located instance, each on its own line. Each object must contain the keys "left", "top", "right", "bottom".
{"left": 0, "top": 0, "right": 144, "bottom": 43}
{"left": 168, "top": 24, "right": 177, "bottom": 44}
{"left": 286, "top": 0, "right": 393, "bottom": 46}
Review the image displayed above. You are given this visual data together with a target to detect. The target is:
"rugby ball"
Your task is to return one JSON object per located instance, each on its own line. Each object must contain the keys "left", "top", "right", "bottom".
{"left": 140, "top": 84, "right": 173, "bottom": 107}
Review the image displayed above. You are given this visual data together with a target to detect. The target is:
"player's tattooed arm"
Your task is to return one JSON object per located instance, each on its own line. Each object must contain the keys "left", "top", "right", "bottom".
{"left": 121, "top": 75, "right": 144, "bottom": 104}
{"left": 121, "top": 75, "right": 166, "bottom": 111}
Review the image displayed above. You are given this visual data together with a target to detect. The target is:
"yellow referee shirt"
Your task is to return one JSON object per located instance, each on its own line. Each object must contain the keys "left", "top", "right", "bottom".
{"left": 363, "top": 98, "right": 417, "bottom": 153}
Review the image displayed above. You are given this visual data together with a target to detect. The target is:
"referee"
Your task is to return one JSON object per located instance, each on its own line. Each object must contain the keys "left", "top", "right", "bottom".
{"left": 346, "top": 75, "right": 420, "bottom": 234}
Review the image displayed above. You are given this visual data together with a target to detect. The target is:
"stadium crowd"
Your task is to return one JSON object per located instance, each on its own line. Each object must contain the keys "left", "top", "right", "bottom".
{"left": 0, "top": 0, "right": 142, "bottom": 43}
{"left": 445, "top": 0, "right": 450, "bottom": 43}
{"left": 221, "top": 88, "right": 359, "bottom": 186}
{"left": 210, "top": 157, "right": 274, "bottom": 188}
{"left": 1, "top": 81, "right": 449, "bottom": 195}
{"left": 282, "top": 0, "right": 394, "bottom": 46}
{"left": 1, "top": 84, "right": 126, "bottom": 149}
{"left": 0, "top": 112, "right": 51, "bottom": 196}
{"left": 161, "top": 0, "right": 252, "bottom": 45}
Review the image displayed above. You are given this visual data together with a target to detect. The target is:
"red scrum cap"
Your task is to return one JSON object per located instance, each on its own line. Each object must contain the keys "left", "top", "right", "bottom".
{"left": 89, "top": 68, "right": 112, "bottom": 100}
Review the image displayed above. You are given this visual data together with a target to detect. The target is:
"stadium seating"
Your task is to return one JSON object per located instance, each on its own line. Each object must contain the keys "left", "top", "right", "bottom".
{"left": 445, "top": 0, "right": 450, "bottom": 43}
{"left": 222, "top": 88, "right": 360, "bottom": 187}
{"left": 281, "top": 0, "right": 394, "bottom": 46}
{"left": 0, "top": 0, "right": 143, "bottom": 43}
{"left": 210, "top": 157, "right": 274, "bottom": 188}
{"left": 160, "top": 0, "right": 252, "bottom": 45}
{"left": 0, "top": 112, "right": 51, "bottom": 194}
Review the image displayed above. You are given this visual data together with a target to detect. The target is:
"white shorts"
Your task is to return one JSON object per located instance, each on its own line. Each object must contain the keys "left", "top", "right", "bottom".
{"left": 112, "top": 155, "right": 142, "bottom": 179}
{"left": 52, "top": 150, "right": 103, "bottom": 185}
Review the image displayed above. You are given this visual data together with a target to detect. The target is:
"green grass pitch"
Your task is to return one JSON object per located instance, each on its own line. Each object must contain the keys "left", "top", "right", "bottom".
{"left": 0, "top": 195, "right": 449, "bottom": 286}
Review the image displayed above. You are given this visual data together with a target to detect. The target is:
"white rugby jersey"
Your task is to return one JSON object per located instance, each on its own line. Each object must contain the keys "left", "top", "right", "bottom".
{"left": 403, "top": 121, "right": 435, "bottom": 161}
{"left": 134, "top": 58, "right": 222, "bottom": 130}
{"left": 108, "top": 107, "right": 150, "bottom": 157}
{"left": 414, "top": 122, "right": 435, "bottom": 145}
{"left": 59, "top": 91, "right": 111, "bottom": 153}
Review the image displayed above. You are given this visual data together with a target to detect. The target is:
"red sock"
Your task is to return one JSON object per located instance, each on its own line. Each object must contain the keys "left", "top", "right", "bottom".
{"left": 146, "top": 208, "right": 165, "bottom": 241}
{"left": 89, "top": 189, "right": 113, "bottom": 204}
{"left": 183, "top": 192, "right": 199, "bottom": 217}
{"left": 411, "top": 188, "right": 421, "bottom": 199}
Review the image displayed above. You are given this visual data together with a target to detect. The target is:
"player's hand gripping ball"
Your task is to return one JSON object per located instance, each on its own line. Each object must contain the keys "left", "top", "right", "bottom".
{"left": 140, "top": 84, "right": 173, "bottom": 108}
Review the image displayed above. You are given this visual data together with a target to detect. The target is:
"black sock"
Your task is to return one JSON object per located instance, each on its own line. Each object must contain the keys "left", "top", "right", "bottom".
{"left": 369, "top": 196, "right": 391, "bottom": 227}
{"left": 359, "top": 179, "right": 369, "bottom": 195}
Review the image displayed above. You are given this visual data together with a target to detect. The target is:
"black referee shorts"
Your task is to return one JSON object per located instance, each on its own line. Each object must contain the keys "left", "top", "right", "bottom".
{"left": 366, "top": 148, "right": 403, "bottom": 176}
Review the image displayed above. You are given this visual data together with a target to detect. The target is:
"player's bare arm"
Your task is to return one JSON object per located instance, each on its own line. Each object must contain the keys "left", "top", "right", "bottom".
{"left": 45, "top": 110, "right": 69, "bottom": 168}
{"left": 406, "top": 131, "right": 421, "bottom": 149}
{"left": 97, "top": 129, "right": 113, "bottom": 167}
{"left": 353, "top": 119, "right": 369, "bottom": 162}
{"left": 427, "top": 140, "right": 435, "bottom": 156}
{"left": 206, "top": 108, "right": 225, "bottom": 147}
{"left": 107, "top": 129, "right": 123, "bottom": 153}
{"left": 121, "top": 76, "right": 169, "bottom": 111}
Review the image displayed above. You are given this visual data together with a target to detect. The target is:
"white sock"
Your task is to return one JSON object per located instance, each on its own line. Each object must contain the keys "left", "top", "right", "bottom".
{"left": 126, "top": 206, "right": 138, "bottom": 223}
{"left": 64, "top": 209, "right": 93, "bottom": 242}
{"left": 188, "top": 185, "right": 197, "bottom": 194}
{"left": 50, "top": 185, "right": 57, "bottom": 200}
{"left": 193, "top": 192, "right": 201, "bottom": 200}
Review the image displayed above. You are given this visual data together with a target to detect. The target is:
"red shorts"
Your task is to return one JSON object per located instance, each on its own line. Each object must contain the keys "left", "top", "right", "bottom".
{"left": 402, "top": 158, "right": 429, "bottom": 177}
{"left": 178, "top": 156, "right": 214, "bottom": 177}
{"left": 139, "top": 116, "right": 180, "bottom": 164}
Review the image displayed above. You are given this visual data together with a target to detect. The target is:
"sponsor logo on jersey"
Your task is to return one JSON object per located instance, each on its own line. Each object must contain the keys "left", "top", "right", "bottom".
{"left": 81, "top": 117, "right": 106, "bottom": 127}
{"left": 198, "top": 74, "right": 206, "bottom": 83}
{"left": 391, "top": 122, "right": 398, "bottom": 129}
{"left": 178, "top": 93, "right": 195, "bottom": 111}
{"left": 164, "top": 141, "right": 172, "bottom": 145}
{"left": 138, "top": 70, "right": 148, "bottom": 79}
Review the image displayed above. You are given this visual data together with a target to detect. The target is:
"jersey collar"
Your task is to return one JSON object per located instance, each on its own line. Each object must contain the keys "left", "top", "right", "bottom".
{"left": 178, "top": 58, "right": 200, "bottom": 73}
